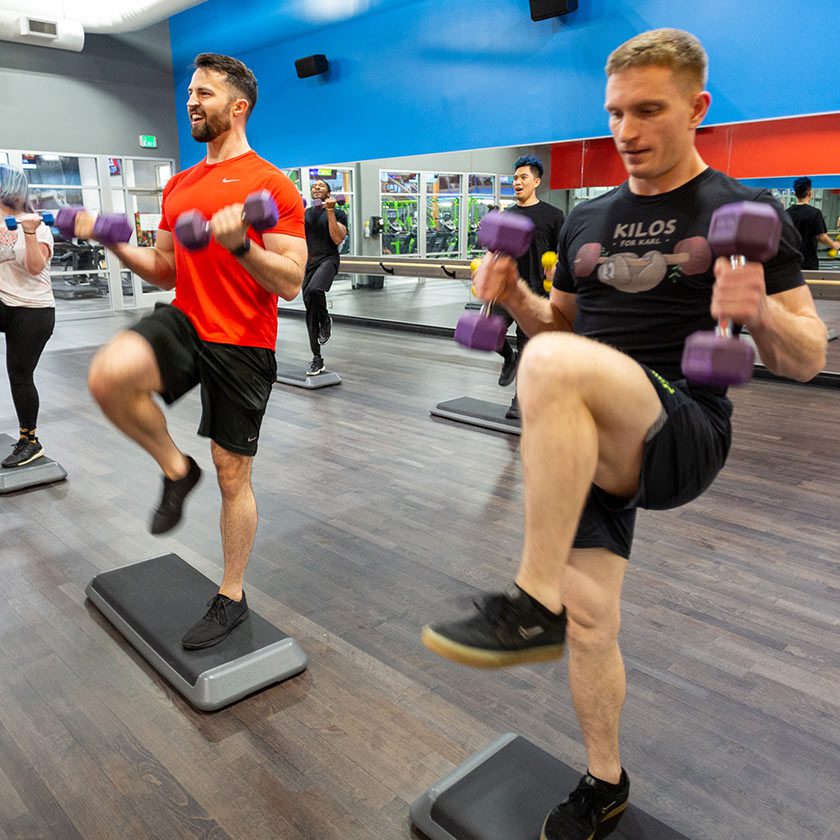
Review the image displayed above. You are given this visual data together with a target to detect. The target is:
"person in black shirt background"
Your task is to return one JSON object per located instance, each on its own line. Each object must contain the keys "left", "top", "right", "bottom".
{"left": 786, "top": 176, "right": 840, "bottom": 270}
{"left": 422, "top": 28, "right": 826, "bottom": 840}
{"left": 495, "top": 155, "right": 565, "bottom": 419}
{"left": 303, "top": 179, "right": 348, "bottom": 375}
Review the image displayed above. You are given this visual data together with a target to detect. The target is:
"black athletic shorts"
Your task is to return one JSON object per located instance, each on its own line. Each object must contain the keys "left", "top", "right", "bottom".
{"left": 573, "top": 365, "right": 733, "bottom": 559}
{"left": 130, "top": 303, "right": 277, "bottom": 456}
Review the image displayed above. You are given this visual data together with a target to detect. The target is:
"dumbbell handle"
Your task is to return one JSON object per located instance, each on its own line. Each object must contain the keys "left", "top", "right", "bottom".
{"left": 4, "top": 212, "right": 55, "bottom": 230}
{"left": 715, "top": 254, "right": 749, "bottom": 339}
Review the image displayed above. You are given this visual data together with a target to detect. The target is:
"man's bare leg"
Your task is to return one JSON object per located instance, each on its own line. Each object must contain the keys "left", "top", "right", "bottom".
{"left": 212, "top": 441, "right": 257, "bottom": 601}
{"left": 88, "top": 331, "right": 188, "bottom": 480}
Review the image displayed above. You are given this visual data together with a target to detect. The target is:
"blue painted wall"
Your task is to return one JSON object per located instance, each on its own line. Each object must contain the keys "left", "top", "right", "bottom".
{"left": 169, "top": 0, "right": 836, "bottom": 170}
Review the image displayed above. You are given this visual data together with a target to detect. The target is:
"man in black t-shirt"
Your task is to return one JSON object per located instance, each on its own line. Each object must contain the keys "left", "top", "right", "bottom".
{"left": 494, "top": 156, "right": 565, "bottom": 419}
{"left": 303, "top": 180, "right": 348, "bottom": 375}
{"left": 786, "top": 176, "right": 840, "bottom": 270}
{"left": 422, "top": 29, "right": 826, "bottom": 840}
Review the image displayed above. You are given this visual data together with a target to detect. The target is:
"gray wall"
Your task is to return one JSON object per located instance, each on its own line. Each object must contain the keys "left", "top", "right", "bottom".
{"left": 0, "top": 21, "right": 179, "bottom": 160}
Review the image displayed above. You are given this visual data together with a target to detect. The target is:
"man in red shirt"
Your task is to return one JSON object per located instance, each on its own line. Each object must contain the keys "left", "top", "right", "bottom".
{"left": 86, "top": 53, "right": 306, "bottom": 649}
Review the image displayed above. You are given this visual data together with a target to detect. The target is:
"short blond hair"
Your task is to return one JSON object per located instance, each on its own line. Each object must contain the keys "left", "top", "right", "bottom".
{"left": 606, "top": 28, "right": 708, "bottom": 91}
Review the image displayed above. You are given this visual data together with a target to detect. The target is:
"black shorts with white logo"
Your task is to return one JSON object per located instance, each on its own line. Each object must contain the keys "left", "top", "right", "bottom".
{"left": 130, "top": 303, "right": 277, "bottom": 456}
{"left": 572, "top": 365, "right": 733, "bottom": 559}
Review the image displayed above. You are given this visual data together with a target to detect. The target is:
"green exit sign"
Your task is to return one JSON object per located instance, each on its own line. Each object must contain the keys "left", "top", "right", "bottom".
{"left": 139, "top": 135, "right": 158, "bottom": 149}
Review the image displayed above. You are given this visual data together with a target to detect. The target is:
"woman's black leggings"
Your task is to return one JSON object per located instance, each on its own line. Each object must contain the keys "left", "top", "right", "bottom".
{"left": 0, "top": 302, "right": 55, "bottom": 430}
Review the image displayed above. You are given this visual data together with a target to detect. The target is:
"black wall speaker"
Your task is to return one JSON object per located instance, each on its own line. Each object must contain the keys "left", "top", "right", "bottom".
{"left": 530, "top": 0, "right": 578, "bottom": 21}
{"left": 295, "top": 54, "right": 329, "bottom": 79}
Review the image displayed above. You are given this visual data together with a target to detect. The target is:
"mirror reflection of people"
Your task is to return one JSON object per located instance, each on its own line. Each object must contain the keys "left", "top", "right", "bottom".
{"left": 493, "top": 156, "right": 565, "bottom": 419}
{"left": 786, "top": 177, "right": 840, "bottom": 269}
{"left": 0, "top": 164, "right": 55, "bottom": 468}
{"left": 304, "top": 180, "right": 348, "bottom": 375}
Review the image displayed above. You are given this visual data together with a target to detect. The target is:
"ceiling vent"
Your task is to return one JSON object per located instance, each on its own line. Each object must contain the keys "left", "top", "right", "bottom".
{"left": 0, "top": 11, "right": 84, "bottom": 50}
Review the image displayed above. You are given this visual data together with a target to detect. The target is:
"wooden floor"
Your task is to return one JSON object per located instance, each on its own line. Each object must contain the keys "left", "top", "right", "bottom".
{"left": 1, "top": 313, "right": 839, "bottom": 840}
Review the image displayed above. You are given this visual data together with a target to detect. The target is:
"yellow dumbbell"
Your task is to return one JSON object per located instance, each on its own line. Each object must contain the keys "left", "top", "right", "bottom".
{"left": 829, "top": 249, "right": 838, "bottom": 258}
{"left": 470, "top": 257, "right": 481, "bottom": 274}
{"left": 542, "top": 251, "right": 557, "bottom": 293}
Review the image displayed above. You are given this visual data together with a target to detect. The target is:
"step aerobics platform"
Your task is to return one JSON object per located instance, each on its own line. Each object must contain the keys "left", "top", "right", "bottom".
{"left": 86, "top": 554, "right": 307, "bottom": 711}
{"left": 411, "top": 734, "right": 690, "bottom": 840}
{"left": 275, "top": 362, "right": 341, "bottom": 389}
{"left": 0, "top": 434, "right": 68, "bottom": 494}
{"left": 431, "top": 397, "right": 521, "bottom": 435}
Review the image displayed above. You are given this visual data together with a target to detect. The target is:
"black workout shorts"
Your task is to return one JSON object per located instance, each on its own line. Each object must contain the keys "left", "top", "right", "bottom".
{"left": 573, "top": 365, "right": 733, "bottom": 559}
{"left": 130, "top": 303, "right": 277, "bottom": 456}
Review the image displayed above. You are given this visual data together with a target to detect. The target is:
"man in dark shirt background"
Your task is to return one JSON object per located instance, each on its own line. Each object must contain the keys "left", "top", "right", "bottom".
{"left": 303, "top": 179, "right": 348, "bottom": 375}
{"left": 786, "top": 176, "right": 840, "bottom": 270}
{"left": 495, "top": 155, "right": 565, "bottom": 419}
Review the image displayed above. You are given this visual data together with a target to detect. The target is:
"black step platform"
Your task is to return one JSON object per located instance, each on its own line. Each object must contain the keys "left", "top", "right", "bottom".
{"left": 431, "top": 397, "right": 521, "bottom": 435}
{"left": 0, "top": 434, "right": 68, "bottom": 494}
{"left": 275, "top": 361, "right": 341, "bottom": 389}
{"left": 411, "top": 734, "right": 690, "bottom": 840}
{"left": 86, "top": 554, "right": 307, "bottom": 711}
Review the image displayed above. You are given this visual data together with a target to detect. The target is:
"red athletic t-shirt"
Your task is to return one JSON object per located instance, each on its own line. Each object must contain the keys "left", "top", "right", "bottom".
{"left": 159, "top": 150, "right": 304, "bottom": 349}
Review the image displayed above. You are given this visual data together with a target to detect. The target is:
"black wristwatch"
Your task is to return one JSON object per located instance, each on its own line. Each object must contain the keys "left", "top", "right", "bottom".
{"left": 230, "top": 238, "right": 251, "bottom": 257}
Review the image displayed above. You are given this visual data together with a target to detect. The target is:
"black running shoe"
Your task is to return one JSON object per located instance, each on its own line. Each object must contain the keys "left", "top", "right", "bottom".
{"left": 505, "top": 395, "right": 521, "bottom": 420}
{"left": 306, "top": 356, "right": 325, "bottom": 375}
{"left": 498, "top": 351, "right": 518, "bottom": 387}
{"left": 541, "top": 770, "right": 630, "bottom": 840}
{"left": 421, "top": 586, "right": 566, "bottom": 668}
{"left": 150, "top": 455, "right": 202, "bottom": 535}
{"left": 181, "top": 592, "right": 249, "bottom": 650}
{"left": 1, "top": 436, "right": 44, "bottom": 468}
{"left": 317, "top": 315, "right": 332, "bottom": 345}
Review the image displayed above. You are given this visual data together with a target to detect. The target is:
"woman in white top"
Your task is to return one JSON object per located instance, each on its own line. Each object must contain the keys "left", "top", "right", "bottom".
{"left": 0, "top": 164, "right": 55, "bottom": 467}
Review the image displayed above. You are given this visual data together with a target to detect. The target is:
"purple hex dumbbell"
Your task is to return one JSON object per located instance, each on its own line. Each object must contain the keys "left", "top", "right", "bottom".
{"left": 455, "top": 211, "right": 536, "bottom": 351}
{"left": 54, "top": 206, "right": 131, "bottom": 245}
{"left": 174, "top": 191, "right": 279, "bottom": 251}
{"left": 312, "top": 193, "right": 346, "bottom": 209}
{"left": 681, "top": 201, "right": 781, "bottom": 388}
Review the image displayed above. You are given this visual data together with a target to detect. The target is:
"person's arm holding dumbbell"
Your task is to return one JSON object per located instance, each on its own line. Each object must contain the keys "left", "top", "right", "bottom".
{"left": 711, "top": 259, "right": 826, "bottom": 382}
{"left": 67, "top": 209, "right": 177, "bottom": 291}
{"left": 19, "top": 214, "right": 51, "bottom": 276}
{"left": 324, "top": 195, "right": 347, "bottom": 246}
{"left": 474, "top": 253, "right": 576, "bottom": 337}
{"left": 210, "top": 203, "right": 306, "bottom": 300}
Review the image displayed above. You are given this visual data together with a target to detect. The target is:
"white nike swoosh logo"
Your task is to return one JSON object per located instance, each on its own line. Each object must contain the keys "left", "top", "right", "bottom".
{"left": 222, "top": 178, "right": 240, "bottom": 183}
{"left": 248, "top": 435, "right": 257, "bottom": 442}
{"left": 518, "top": 625, "right": 545, "bottom": 640}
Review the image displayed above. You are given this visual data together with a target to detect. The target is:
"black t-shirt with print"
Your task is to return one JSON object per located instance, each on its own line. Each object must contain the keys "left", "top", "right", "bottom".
{"left": 553, "top": 168, "right": 804, "bottom": 393}
{"left": 305, "top": 205, "right": 348, "bottom": 269}
{"left": 506, "top": 200, "right": 565, "bottom": 294}
{"left": 786, "top": 203, "right": 826, "bottom": 270}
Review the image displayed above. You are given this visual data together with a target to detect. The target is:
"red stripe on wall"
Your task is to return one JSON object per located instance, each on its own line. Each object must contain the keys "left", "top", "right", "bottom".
{"left": 550, "top": 113, "right": 840, "bottom": 189}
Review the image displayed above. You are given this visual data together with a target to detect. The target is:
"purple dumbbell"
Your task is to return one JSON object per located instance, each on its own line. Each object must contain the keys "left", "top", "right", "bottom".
{"left": 54, "top": 206, "right": 131, "bottom": 246}
{"left": 312, "top": 193, "right": 346, "bottom": 209}
{"left": 454, "top": 211, "right": 535, "bottom": 351}
{"left": 174, "top": 190, "right": 279, "bottom": 250}
{"left": 681, "top": 201, "right": 781, "bottom": 388}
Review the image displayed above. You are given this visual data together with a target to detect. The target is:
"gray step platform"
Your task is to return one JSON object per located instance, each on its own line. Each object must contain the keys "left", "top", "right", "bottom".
{"left": 275, "top": 362, "right": 341, "bottom": 389}
{"left": 0, "top": 434, "right": 67, "bottom": 494}
{"left": 411, "top": 734, "right": 690, "bottom": 840}
{"left": 431, "top": 397, "right": 521, "bottom": 435}
{"left": 86, "top": 554, "right": 307, "bottom": 711}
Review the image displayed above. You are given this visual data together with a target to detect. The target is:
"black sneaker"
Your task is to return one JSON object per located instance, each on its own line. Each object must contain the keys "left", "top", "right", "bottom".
{"left": 541, "top": 770, "right": 630, "bottom": 840}
{"left": 317, "top": 315, "right": 332, "bottom": 345}
{"left": 498, "top": 351, "right": 518, "bottom": 387}
{"left": 505, "top": 395, "right": 521, "bottom": 420}
{"left": 306, "top": 356, "right": 325, "bottom": 376}
{"left": 150, "top": 455, "right": 202, "bottom": 535}
{"left": 421, "top": 586, "right": 566, "bottom": 668}
{"left": 181, "top": 592, "right": 249, "bottom": 650}
{"left": 1, "top": 436, "right": 44, "bottom": 468}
